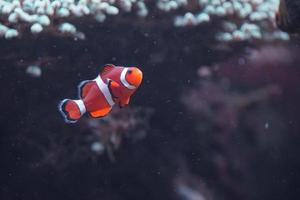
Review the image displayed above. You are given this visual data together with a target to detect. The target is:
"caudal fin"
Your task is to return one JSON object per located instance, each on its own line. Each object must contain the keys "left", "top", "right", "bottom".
{"left": 58, "top": 99, "right": 86, "bottom": 123}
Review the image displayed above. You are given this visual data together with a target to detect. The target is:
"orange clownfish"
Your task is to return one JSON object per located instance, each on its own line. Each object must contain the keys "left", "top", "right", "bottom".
{"left": 58, "top": 64, "right": 143, "bottom": 123}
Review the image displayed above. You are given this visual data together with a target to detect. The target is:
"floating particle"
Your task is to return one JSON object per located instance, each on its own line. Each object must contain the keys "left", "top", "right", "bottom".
{"left": 91, "top": 142, "right": 105, "bottom": 153}
{"left": 238, "top": 58, "right": 246, "bottom": 65}
{"left": 264, "top": 122, "right": 269, "bottom": 129}
{"left": 198, "top": 66, "right": 212, "bottom": 77}
{"left": 26, "top": 65, "right": 42, "bottom": 78}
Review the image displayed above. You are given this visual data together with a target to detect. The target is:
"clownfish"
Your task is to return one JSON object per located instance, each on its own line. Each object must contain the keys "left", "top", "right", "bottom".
{"left": 58, "top": 64, "right": 143, "bottom": 123}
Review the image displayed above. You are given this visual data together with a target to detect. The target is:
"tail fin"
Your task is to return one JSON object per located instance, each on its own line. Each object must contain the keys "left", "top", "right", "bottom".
{"left": 58, "top": 99, "right": 86, "bottom": 123}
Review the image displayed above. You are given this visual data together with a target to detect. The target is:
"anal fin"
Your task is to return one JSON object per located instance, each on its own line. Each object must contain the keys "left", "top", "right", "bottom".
{"left": 89, "top": 107, "right": 111, "bottom": 118}
{"left": 120, "top": 96, "right": 130, "bottom": 108}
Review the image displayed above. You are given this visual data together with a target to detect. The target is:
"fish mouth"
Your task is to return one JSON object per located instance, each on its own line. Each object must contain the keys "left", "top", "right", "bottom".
{"left": 126, "top": 67, "right": 143, "bottom": 88}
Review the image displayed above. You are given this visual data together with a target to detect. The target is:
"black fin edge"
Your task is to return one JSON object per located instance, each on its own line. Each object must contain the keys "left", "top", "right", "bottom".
{"left": 58, "top": 99, "right": 78, "bottom": 124}
{"left": 77, "top": 80, "right": 90, "bottom": 99}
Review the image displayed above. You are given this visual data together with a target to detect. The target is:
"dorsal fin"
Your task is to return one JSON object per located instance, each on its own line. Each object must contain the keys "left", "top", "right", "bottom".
{"left": 100, "top": 64, "right": 115, "bottom": 76}
{"left": 77, "top": 80, "right": 93, "bottom": 99}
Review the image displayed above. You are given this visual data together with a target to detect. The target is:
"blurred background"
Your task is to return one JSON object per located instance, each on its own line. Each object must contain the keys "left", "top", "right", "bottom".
{"left": 1, "top": 0, "right": 300, "bottom": 199}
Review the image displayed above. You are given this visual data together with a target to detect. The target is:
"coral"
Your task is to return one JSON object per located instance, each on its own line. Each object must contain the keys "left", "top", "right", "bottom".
{"left": 180, "top": 45, "right": 300, "bottom": 199}
{"left": 181, "top": 81, "right": 282, "bottom": 199}
{"left": 0, "top": 0, "right": 289, "bottom": 41}
{"left": 182, "top": 81, "right": 281, "bottom": 135}
{"left": 25, "top": 107, "right": 153, "bottom": 169}
{"left": 174, "top": 162, "right": 215, "bottom": 200}
{"left": 82, "top": 107, "right": 153, "bottom": 161}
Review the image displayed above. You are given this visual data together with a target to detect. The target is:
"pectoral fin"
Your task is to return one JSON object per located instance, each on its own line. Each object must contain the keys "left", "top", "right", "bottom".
{"left": 108, "top": 79, "right": 122, "bottom": 99}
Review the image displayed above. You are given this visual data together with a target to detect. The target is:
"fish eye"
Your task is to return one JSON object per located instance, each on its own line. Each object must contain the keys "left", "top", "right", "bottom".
{"left": 127, "top": 69, "right": 132, "bottom": 74}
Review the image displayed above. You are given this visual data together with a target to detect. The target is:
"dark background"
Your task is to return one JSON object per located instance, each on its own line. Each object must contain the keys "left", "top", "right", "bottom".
{"left": 1, "top": 18, "right": 300, "bottom": 200}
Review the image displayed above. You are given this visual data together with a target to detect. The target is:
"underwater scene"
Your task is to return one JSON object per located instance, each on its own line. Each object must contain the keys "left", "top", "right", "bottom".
{"left": 1, "top": 0, "right": 300, "bottom": 199}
